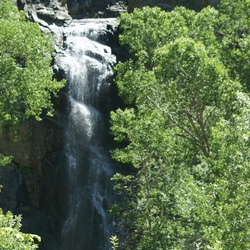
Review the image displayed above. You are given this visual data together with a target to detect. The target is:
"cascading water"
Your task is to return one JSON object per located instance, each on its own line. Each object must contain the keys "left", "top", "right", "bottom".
{"left": 51, "top": 19, "right": 118, "bottom": 250}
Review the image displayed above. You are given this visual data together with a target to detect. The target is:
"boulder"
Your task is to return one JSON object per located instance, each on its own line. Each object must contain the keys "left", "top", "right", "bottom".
{"left": 16, "top": 0, "right": 72, "bottom": 26}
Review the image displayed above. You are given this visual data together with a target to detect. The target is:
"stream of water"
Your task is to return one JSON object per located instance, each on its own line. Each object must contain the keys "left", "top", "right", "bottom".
{"left": 52, "top": 19, "right": 118, "bottom": 250}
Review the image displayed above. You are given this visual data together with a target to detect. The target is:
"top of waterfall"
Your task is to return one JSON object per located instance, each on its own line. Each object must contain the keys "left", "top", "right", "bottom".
{"left": 61, "top": 18, "right": 118, "bottom": 41}
{"left": 69, "top": 18, "right": 119, "bottom": 30}
{"left": 72, "top": 18, "right": 118, "bottom": 23}
{"left": 50, "top": 18, "right": 119, "bottom": 48}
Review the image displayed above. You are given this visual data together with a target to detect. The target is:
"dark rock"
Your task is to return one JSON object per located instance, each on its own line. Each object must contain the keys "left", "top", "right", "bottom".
{"left": 0, "top": 116, "right": 63, "bottom": 248}
{"left": 15, "top": 0, "right": 72, "bottom": 27}
{"left": 16, "top": 180, "right": 31, "bottom": 209}
{"left": 66, "top": 0, "right": 127, "bottom": 18}
{"left": 0, "top": 117, "right": 62, "bottom": 209}
{"left": 16, "top": 0, "right": 220, "bottom": 27}
{"left": 0, "top": 164, "right": 21, "bottom": 212}
{"left": 16, "top": 0, "right": 127, "bottom": 22}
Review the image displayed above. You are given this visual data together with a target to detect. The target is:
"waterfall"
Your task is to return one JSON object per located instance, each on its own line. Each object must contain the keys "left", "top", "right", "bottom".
{"left": 52, "top": 19, "right": 118, "bottom": 250}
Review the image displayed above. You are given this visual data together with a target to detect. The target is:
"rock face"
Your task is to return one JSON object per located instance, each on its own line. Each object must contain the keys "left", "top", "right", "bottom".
{"left": 17, "top": 0, "right": 127, "bottom": 22}
{"left": 0, "top": 116, "right": 63, "bottom": 248}
{"left": 66, "top": 0, "right": 127, "bottom": 18}
{"left": 16, "top": 0, "right": 72, "bottom": 27}
{"left": 15, "top": 0, "right": 221, "bottom": 26}
{"left": 0, "top": 118, "right": 62, "bottom": 209}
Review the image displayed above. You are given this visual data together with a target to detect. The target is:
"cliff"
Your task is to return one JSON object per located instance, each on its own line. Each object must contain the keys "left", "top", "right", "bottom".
{"left": 16, "top": 0, "right": 219, "bottom": 23}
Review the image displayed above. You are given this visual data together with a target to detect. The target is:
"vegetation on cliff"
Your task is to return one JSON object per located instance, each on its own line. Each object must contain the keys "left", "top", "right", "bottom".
{"left": 0, "top": 208, "right": 40, "bottom": 249}
{"left": 0, "top": 0, "right": 65, "bottom": 131}
{"left": 111, "top": 0, "right": 250, "bottom": 249}
{"left": 0, "top": 0, "right": 65, "bottom": 247}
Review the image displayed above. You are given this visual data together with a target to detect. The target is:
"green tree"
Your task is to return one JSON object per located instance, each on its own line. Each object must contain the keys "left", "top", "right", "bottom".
{"left": 0, "top": 0, "right": 65, "bottom": 165}
{"left": 111, "top": 3, "right": 250, "bottom": 249}
{"left": 0, "top": 0, "right": 65, "bottom": 130}
{"left": 0, "top": 208, "right": 40, "bottom": 249}
{"left": 0, "top": 1, "right": 65, "bottom": 247}
{"left": 216, "top": 0, "right": 250, "bottom": 91}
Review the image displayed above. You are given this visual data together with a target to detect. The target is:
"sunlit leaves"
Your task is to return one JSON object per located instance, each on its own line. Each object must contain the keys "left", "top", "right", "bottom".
{"left": 216, "top": 0, "right": 250, "bottom": 90}
{"left": 0, "top": 209, "right": 40, "bottom": 249}
{"left": 118, "top": 6, "right": 189, "bottom": 66}
{"left": 111, "top": 2, "right": 250, "bottom": 249}
{"left": 0, "top": 154, "right": 13, "bottom": 167}
{"left": 0, "top": 0, "right": 65, "bottom": 130}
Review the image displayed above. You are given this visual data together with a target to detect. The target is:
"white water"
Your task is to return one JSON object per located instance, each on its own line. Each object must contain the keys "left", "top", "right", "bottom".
{"left": 52, "top": 19, "right": 117, "bottom": 250}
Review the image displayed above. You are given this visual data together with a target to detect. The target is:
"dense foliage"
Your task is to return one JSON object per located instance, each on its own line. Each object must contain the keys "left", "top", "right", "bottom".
{"left": 0, "top": 0, "right": 65, "bottom": 165}
{"left": 111, "top": 0, "right": 250, "bottom": 249}
{"left": 0, "top": 0, "right": 65, "bottom": 247}
{"left": 0, "top": 0, "right": 65, "bottom": 130}
{"left": 0, "top": 208, "right": 40, "bottom": 249}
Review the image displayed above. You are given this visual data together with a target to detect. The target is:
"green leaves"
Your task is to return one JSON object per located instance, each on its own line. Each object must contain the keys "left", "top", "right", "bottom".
{"left": 0, "top": 0, "right": 65, "bottom": 130}
{"left": 111, "top": 2, "right": 250, "bottom": 249}
{"left": 0, "top": 154, "right": 12, "bottom": 167}
{"left": 110, "top": 235, "right": 119, "bottom": 250}
{"left": 216, "top": 0, "right": 250, "bottom": 90}
{"left": 0, "top": 209, "right": 40, "bottom": 249}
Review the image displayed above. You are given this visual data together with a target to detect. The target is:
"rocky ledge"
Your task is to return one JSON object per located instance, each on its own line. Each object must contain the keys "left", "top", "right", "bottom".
{"left": 15, "top": 0, "right": 220, "bottom": 27}
{"left": 16, "top": 0, "right": 128, "bottom": 26}
{"left": 16, "top": 0, "right": 72, "bottom": 27}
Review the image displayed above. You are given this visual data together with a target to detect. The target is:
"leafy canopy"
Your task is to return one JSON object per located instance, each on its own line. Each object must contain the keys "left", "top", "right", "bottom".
{"left": 0, "top": 0, "right": 65, "bottom": 130}
{"left": 0, "top": 2, "right": 64, "bottom": 247}
{"left": 111, "top": 1, "right": 250, "bottom": 249}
